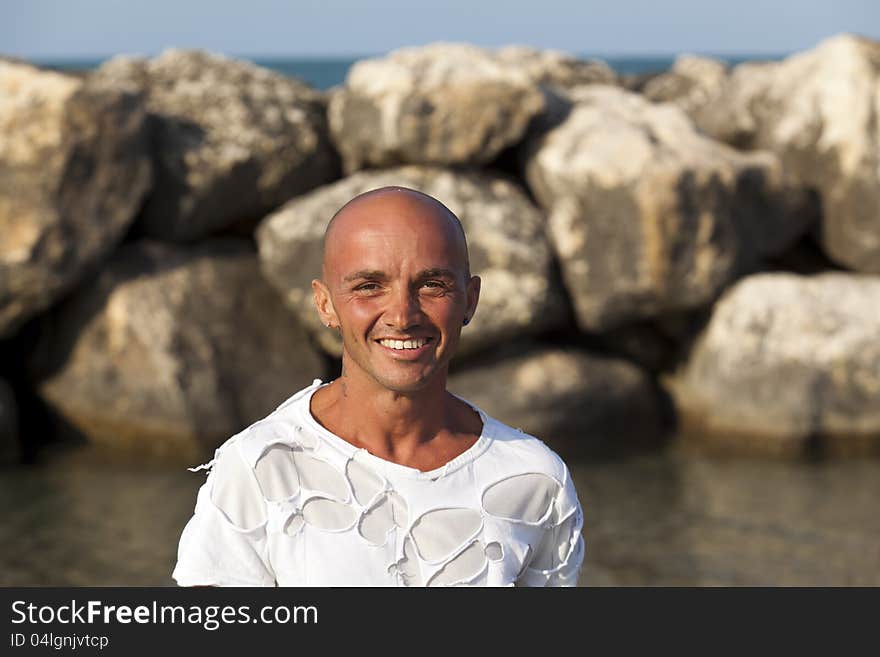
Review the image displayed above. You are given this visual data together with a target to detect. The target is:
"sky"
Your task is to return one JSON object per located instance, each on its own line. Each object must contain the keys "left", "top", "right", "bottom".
{"left": 2, "top": 0, "right": 878, "bottom": 59}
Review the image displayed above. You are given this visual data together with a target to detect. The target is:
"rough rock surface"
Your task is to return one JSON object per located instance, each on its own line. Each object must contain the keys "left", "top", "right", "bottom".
{"left": 690, "top": 35, "right": 880, "bottom": 273}
{"left": 524, "top": 85, "right": 816, "bottom": 332}
{"left": 95, "top": 49, "right": 339, "bottom": 241}
{"left": 494, "top": 46, "right": 617, "bottom": 90}
{"left": 328, "top": 43, "right": 546, "bottom": 173}
{"left": 449, "top": 344, "right": 665, "bottom": 452}
{"left": 257, "top": 166, "right": 567, "bottom": 357}
{"left": 0, "top": 60, "right": 152, "bottom": 338}
{"left": 0, "top": 378, "right": 19, "bottom": 464}
{"left": 32, "top": 240, "right": 325, "bottom": 462}
{"left": 642, "top": 54, "right": 729, "bottom": 115}
{"left": 667, "top": 272, "right": 880, "bottom": 454}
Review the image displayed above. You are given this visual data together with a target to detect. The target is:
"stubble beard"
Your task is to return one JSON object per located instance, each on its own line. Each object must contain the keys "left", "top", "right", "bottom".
{"left": 340, "top": 337, "right": 450, "bottom": 397}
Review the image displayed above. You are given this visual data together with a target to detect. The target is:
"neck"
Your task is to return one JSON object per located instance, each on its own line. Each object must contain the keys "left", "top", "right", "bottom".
{"left": 313, "top": 357, "right": 460, "bottom": 462}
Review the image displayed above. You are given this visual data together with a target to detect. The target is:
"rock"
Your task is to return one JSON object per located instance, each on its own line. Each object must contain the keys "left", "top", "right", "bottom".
{"left": 765, "top": 235, "right": 845, "bottom": 276}
{"left": 523, "top": 85, "right": 816, "bottom": 332}
{"left": 642, "top": 54, "right": 729, "bottom": 115}
{"left": 0, "top": 378, "right": 20, "bottom": 464}
{"left": 328, "top": 43, "right": 546, "bottom": 173}
{"left": 494, "top": 46, "right": 618, "bottom": 90}
{"left": 593, "top": 321, "right": 682, "bottom": 373}
{"left": 620, "top": 71, "right": 663, "bottom": 94}
{"left": 666, "top": 272, "right": 880, "bottom": 455}
{"left": 31, "top": 240, "right": 325, "bottom": 462}
{"left": 690, "top": 35, "right": 880, "bottom": 273}
{"left": 95, "top": 49, "right": 340, "bottom": 242}
{"left": 448, "top": 343, "right": 665, "bottom": 453}
{"left": 0, "top": 60, "right": 152, "bottom": 338}
{"left": 257, "top": 166, "right": 567, "bottom": 357}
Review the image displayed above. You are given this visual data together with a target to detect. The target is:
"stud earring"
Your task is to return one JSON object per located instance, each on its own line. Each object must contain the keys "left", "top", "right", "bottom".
{"left": 463, "top": 317, "right": 470, "bottom": 326}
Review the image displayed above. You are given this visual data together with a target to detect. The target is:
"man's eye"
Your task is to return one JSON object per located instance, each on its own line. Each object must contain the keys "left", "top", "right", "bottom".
{"left": 423, "top": 280, "right": 445, "bottom": 288}
{"left": 355, "top": 283, "right": 381, "bottom": 292}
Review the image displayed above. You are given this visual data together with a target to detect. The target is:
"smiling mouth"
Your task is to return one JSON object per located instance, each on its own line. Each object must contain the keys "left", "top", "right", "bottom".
{"left": 375, "top": 337, "right": 433, "bottom": 351}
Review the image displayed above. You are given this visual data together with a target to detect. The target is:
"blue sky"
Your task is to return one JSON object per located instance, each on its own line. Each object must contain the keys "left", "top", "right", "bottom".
{"left": 2, "top": 0, "right": 877, "bottom": 58}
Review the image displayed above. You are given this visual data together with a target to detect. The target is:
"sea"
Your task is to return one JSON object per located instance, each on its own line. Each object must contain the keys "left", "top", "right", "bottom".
{"left": 2, "top": 441, "right": 878, "bottom": 586}
{"left": 31, "top": 54, "right": 784, "bottom": 89}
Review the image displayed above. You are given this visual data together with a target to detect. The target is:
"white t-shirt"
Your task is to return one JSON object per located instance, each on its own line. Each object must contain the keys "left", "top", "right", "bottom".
{"left": 172, "top": 379, "right": 585, "bottom": 587}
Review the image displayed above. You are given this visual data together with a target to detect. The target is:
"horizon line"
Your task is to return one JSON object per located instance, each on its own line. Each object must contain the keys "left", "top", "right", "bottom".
{"left": 18, "top": 49, "right": 792, "bottom": 63}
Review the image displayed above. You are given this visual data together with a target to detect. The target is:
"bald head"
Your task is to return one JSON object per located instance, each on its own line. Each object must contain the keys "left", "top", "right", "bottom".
{"left": 311, "top": 185, "right": 481, "bottom": 393}
{"left": 321, "top": 187, "right": 470, "bottom": 282}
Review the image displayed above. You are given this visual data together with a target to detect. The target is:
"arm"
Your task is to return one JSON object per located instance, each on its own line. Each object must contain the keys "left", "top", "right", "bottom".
{"left": 516, "top": 464, "right": 585, "bottom": 587}
{"left": 172, "top": 439, "right": 277, "bottom": 587}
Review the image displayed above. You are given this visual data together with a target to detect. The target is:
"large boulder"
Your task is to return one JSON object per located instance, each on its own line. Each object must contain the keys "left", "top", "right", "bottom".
{"left": 691, "top": 35, "right": 880, "bottom": 273}
{"left": 257, "top": 166, "right": 567, "bottom": 358}
{"left": 0, "top": 60, "right": 152, "bottom": 338}
{"left": 327, "top": 43, "right": 546, "bottom": 173}
{"left": 666, "top": 272, "right": 880, "bottom": 455}
{"left": 0, "top": 378, "right": 19, "bottom": 465}
{"left": 31, "top": 240, "right": 325, "bottom": 462}
{"left": 95, "top": 49, "right": 340, "bottom": 242}
{"left": 448, "top": 343, "right": 665, "bottom": 454}
{"left": 523, "top": 85, "right": 816, "bottom": 332}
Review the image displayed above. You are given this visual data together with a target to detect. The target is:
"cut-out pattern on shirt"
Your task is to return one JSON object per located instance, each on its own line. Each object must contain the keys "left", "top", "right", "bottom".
{"left": 210, "top": 443, "right": 266, "bottom": 531}
{"left": 482, "top": 473, "right": 559, "bottom": 524}
{"left": 426, "top": 540, "right": 488, "bottom": 587}
{"left": 346, "top": 458, "right": 385, "bottom": 506}
{"left": 253, "top": 444, "right": 300, "bottom": 501}
{"left": 358, "top": 494, "right": 397, "bottom": 545}
{"left": 173, "top": 380, "right": 585, "bottom": 587}
{"left": 485, "top": 541, "right": 504, "bottom": 561}
{"left": 294, "top": 452, "right": 349, "bottom": 501}
{"left": 301, "top": 496, "right": 358, "bottom": 531}
{"left": 410, "top": 507, "right": 483, "bottom": 563}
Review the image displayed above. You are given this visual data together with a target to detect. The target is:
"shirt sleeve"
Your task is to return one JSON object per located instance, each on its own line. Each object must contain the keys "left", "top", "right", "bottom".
{"left": 517, "top": 462, "right": 585, "bottom": 587}
{"left": 172, "top": 440, "right": 277, "bottom": 587}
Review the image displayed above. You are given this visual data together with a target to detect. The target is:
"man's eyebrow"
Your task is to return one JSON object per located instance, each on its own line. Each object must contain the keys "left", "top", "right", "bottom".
{"left": 343, "top": 268, "right": 458, "bottom": 282}
{"left": 417, "top": 268, "right": 457, "bottom": 280}
{"left": 343, "top": 269, "right": 389, "bottom": 283}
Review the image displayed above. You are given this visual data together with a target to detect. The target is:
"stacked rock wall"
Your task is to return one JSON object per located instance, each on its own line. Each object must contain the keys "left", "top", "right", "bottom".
{"left": 1, "top": 35, "right": 877, "bottom": 462}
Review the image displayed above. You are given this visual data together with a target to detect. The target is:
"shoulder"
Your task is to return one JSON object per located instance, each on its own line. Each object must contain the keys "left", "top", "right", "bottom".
{"left": 469, "top": 410, "right": 583, "bottom": 559}
{"left": 219, "top": 379, "right": 324, "bottom": 466}
{"left": 195, "top": 380, "right": 325, "bottom": 528}
{"left": 461, "top": 401, "right": 582, "bottom": 521}
{"left": 455, "top": 392, "right": 566, "bottom": 474}
{"left": 478, "top": 409, "right": 574, "bottom": 485}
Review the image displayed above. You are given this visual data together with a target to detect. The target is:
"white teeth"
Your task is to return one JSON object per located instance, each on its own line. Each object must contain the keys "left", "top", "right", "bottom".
{"left": 380, "top": 338, "right": 428, "bottom": 350}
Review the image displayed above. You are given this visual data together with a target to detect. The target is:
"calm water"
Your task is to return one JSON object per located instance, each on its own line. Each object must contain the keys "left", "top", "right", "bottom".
{"left": 1, "top": 441, "right": 877, "bottom": 586}
{"left": 33, "top": 54, "right": 785, "bottom": 90}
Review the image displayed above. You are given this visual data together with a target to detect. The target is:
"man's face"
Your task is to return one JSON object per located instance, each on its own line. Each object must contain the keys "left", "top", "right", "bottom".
{"left": 314, "top": 192, "right": 480, "bottom": 394}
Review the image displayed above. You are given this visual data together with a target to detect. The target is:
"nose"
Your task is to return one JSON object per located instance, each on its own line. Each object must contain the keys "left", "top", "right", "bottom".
{"left": 383, "top": 284, "right": 423, "bottom": 330}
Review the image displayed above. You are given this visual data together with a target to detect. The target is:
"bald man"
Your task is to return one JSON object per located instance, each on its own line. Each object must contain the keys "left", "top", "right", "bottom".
{"left": 172, "top": 187, "right": 584, "bottom": 587}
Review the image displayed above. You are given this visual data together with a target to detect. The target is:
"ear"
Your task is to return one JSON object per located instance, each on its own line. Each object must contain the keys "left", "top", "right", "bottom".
{"left": 312, "top": 279, "right": 339, "bottom": 328}
{"left": 465, "top": 275, "right": 481, "bottom": 323}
